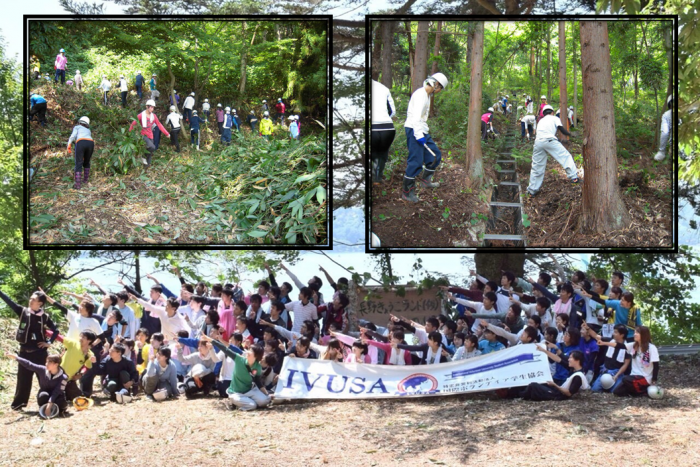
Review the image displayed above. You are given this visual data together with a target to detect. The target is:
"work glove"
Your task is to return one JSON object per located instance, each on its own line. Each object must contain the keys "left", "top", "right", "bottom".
{"left": 416, "top": 137, "right": 426, "bottom": 146}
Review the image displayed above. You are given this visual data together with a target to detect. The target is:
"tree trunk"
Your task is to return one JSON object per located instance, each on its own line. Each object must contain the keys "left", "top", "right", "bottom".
{"left": 404, "top": 21, "right": 415, "bottom": 94}
{"left": 475, "top": 253, "right": 526, "bottom": 284}
{"left": 429, "top": 21, "right": 442, "bottom": 117}
{"left": 664, "top": 25, "right": 673, "bottom": 97}
{"left": 579, "top": 21, "right": 631, "bottom": 233}
{"left": 134, "top": 250, "right": 142, "bottom": 295}
{"left": 466, "top": 22, "right": 475, "bottom": 68}
{"left": 167, "top": 60, "right": 176, "bottom": 111}
{"left": 412, "top": 21, "right": 430, "bottom": 94}
{"left": 547, "top": 23, "right": 552, "bottom": 101}
{"left": 380, "top": 21, "right": 395, "bottom": 88}
{"left": 558, "top": 21, "right": 568, "bottom": 142}
{"left": 239, "top": 22, "right": 248, "bottom": 95}
{"left": 28, "top": 250, "right": 42, "bottom": 289}
{"left": 465, "top": 21, "right": 485, "bottom": 187}
{"left": 572, "top": 22, "right": 577, "bottom": 129}
{"left": 633, "top": 24, "right": 639, "bottom": 100}
{"left": 372, "top": 22, "right": 383, "bottom": 81}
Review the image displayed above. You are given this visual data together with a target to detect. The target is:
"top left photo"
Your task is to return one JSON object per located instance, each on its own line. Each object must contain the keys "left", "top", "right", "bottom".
{"left": 26, "top": 17, "right": 329, "bottom": 247}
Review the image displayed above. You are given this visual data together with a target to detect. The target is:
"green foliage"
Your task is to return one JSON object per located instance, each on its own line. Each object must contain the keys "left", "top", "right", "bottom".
{"left": 99, "top": 127, "right": 145, "bottom": 175}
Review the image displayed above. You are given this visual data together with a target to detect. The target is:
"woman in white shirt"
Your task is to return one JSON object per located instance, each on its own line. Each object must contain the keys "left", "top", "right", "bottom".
{"left": 613, "top": 326, "right": 660, "bottom": 397}
{"left": 371, "top": 79, "right": 396, "bottom": 186}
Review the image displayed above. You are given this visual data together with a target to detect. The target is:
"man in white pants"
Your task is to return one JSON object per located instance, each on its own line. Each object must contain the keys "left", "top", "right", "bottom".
{"left": 654, "top": 95, "right": 673, "bottom": 161}
{"left": 527, "top": 105, "right": 579, "bottom": 196}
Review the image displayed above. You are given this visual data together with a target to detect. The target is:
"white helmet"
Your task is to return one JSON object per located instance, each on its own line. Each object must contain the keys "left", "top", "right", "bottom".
{"left": 569, "top": 106, "right": 573, "bottom": 110}
{"left": 263, "top": 111, "right": 270, "bottom": 117}
{"left": 191, "top": 92, "right": 195, "bottom": 96}
{"left": 540, "top": 95, "right": 547, "bottom": 100}
{"left": 120, "top": 75, "right": 124, "bottom": 79}
{"left": 225, "top": 106, "right": 231, "bottom": 112}
{"left": 542, "top": 105, "right": 554, "bottom": 113}
{"left": 192, "top": 110, "right": 198, "bottom": 115}
{"left": 647, "top": 385, "right": 665, "bottom": 399}
{"left": 204, "top": 99, "right": 208, "bottom": 103}
{"left": 278, "top": 98, "right": 282, "bottom": 102}
{"left": 152, "top": 74, "right": 156, "bottom": 77}
{"left": 600, "top": 373, "right": 614, "bottom": 390}
{"left": 102, "top": 75, "right": 107, "bottom": 79}
{"left": 487, "top": 107, "right": 494, "bottom": 112}
{"left": 217, "top": 103, "right": 222, "bottom": 107}
{"left": 76, "top": 70, "right": 80, "bottom": 74}
{"left": 262, "top": 99, "right": 267, "bottom": 103}
{"left": 79, "top": 116, "right": 90, "bottom": 126}
{"left": 146, "top": 99, "right": 156, "bottom": 107}
{"left": 294, "top": 116, "right": 299, "bottom": 121}
{"left": 288, "top": 115, "right": 295, "bottom": 120}
{"left": 137, "top": 70, "right": 141, "bottom": 74}
{"left": 173, "top": 90, "right": 177, "bottom": 94}
{"left": 431, "top": 72, "right": 448, "bottom": 89}
{"left": 250, "top": 110, "right": 254, "bottom": 114}
{"left": 152, "top": 388, "right": 168, "bottom": 401}
{"left": 232, "top": 109, "right": 237, "bottom": 114}
{"left": 169, "top": 105, "right": 176, "bottom": 112}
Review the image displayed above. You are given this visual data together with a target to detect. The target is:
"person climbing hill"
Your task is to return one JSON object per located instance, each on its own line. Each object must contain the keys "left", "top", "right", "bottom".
{"left": 54, "top": 48, "right": 67, "bottom": 85}
{"left": 118, "top": 75, "right": 128, "bottom": 108}
{"left": 520, "top": 113, "right": 536, "bottom": 142}
{"left": 262, "top": 99, "right": 269, "bottom": 114}
{"left": 183, "top": 92, "right": 196, "bottom": 126}
{"left": 402, "top": 72, "right": 448, "bottom": 203}
{"left": 232, "top": 110, "right": 242, "bottom": 132}
{"left": 260, "top": 111, "right": 274, "bottom": 140}
{"left": 371, "top": 79, "right": 396, "bottom": 185}
{"left": 29, "top": 93, "right": 48, "bottom": 127}
{"left": 221, "top": 107, "right": 233, "bottom": 145}
{"left": 481, "top": 107, "right": 495, "bottom": 141}
{"left": 166, "top": 106, "right": 183, "bottom": 152}
{"left": 149, "top": 74, "right": 158, "bottom": 101}
{"left": 74, "top": 70, "right": 83, "bottom": 91}
{"left": 654, "top": 95, "right": 673, "bottom": 162}
{"left": 98, "top": 75, "right": 111, "bottom": 106}
{"left": 135, "top": 71, "right": 144, "bottom": 99}
{"left": 216, "top": 104, "right": 224, "bottom": 135}
{"left": 526, "top": 104, "right": 579, "bottom": 197}
{"left": 128, "top": 99, "right": 170, "bottom": 168}
{"left": 189, "top": 110, "right": 205, "bottom": 150}
{"left": 66, "top": 116, "right": 94, "bottom": 190}
{"left": 202, "top": 99, "right": 211, "bottom": 120}
{"left": 538, "top": 95, "right": 548, "bottom": 122}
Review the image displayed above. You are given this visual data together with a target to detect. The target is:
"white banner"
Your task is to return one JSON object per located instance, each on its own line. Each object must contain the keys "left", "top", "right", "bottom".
{"left": 273, "top": 344, "right": 552, "bottom": 400}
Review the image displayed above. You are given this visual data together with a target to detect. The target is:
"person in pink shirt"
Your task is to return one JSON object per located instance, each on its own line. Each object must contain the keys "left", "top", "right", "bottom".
{"left": 537, "top": 95, "right": 548, "bottom": 122}
{"left": 481, "top": 108, "right": 495, "bottom": 141}
{"left": 54, "top": 48, "right": 67, "bottom": 85}
{"left": 363, "top": 329, "right": 413, "bottom": 365}
{"left": 217, "top": 289, "right": 236, "bottom": 338}
{"left": 128, "top": 99, "right": 170, "bottom": 168}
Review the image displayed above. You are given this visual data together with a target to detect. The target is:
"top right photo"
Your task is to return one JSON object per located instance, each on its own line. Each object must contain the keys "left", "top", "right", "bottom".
{"left": 369, "top": 18, "right": 676, "bottom": 251}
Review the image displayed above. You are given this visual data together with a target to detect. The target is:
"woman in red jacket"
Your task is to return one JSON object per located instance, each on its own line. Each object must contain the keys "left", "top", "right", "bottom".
{"left": 128, "top": 99, "right": 170, "bottom": 168}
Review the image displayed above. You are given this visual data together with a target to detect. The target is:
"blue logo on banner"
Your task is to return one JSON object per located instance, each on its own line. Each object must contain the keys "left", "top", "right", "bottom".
{"left": 395, "top": 373, "right": 439, "bottom": 396}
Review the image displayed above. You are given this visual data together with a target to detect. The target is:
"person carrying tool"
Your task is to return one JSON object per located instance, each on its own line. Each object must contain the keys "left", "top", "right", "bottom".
{"left": 67, "top": 116, "right": 94, "bottom": 190}
{"left": 402, "top": 72, "right": 448, "bottom": 203}
{"left": 654, "top": 95, "right": 674, "bottom": 161}
{"left": 128, "top": 99, "right": 170, "bottom": 168}
{"left": 54, "top": 48, "right": 67, "bottom": 85}
{"left": 526, "top": 105, "right": 579, "bottom": 197}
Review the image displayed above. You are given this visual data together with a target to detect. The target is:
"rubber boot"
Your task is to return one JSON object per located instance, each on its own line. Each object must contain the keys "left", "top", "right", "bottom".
{"left": 417, "top": 169, "right": 440, "bottom": 188}
{"left": 73, "top": 172, "right": 82, "bottom": 190}
{"left": 146, "top": 152, "right": 152, "bottom": 167}
{"left": 401, "top": 177, "right": 420, "bottom": 203}
{"left": 83, "top": 167, "right": 90, "bottom": 184}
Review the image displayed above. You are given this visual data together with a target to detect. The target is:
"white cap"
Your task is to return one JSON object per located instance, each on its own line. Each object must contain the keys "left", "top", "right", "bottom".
{"left": 146, "top": 99, "right": 156, "bottom": 107}
{"left": 79, "top": 116, "right": 90, "bottom": 125}
{"left": 431, "top": 72, "right": 448, "bottom": 88}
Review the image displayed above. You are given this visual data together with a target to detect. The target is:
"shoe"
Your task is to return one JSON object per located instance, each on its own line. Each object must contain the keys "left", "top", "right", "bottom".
{"left": 526, "top": 189, "right": 539, "bottom": 198}
{"left": 146, "top": 395, "right": 155, "bottom": 402}
{"left": 417, "top": 169, "right": 440, "bottom": 188}
{"left": 401, "top": 177, "right": 420, "bottom": 203}
{"left": 223, "top": 398, "right": 235, "bottom": 410}
{"left": 142, "top": 158, "right": 148, "bottom": 165}
{"left": 73, "top": 172, "right": 82, "bottom": 190}
{"left": 10, "top": 403, "right": 26, "bottom": 411}
{"left": 83, "top": 167, "right": 90, "bottom": 183}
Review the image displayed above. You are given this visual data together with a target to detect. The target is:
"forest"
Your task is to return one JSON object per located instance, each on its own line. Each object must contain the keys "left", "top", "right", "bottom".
{"left": 369, "top": 19, "right": 674, "bottom": 249}
{"left": 27, "top": 19, "right": 328, "bottom": 245}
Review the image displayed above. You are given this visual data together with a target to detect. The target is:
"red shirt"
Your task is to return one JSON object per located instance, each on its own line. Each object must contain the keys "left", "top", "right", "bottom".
{"left": 129, "top": 111, "right": 170, "bottom": 139}
{"left": 275, "top": 102, "right": 285, "bottom": 114}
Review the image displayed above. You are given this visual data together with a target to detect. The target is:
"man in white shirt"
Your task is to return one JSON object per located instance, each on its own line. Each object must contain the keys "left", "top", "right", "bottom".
{"left": 567, "top": 106, "right": 575, "bottom": 128}
{"left": 526, "top": 104, "right": 579, "bottom": 196}
{"left": 520, "top": 114, "right": 536, "bottom": 142}
{"left": 402, "top": 72, "right": 449, "bottom": 202}
{"left": 285, "top": 287, "right": 318, "bottom": 334}
{"left": 166, "top": 106, "right": 183, "bottom": 152}
{"left": 183, "top": 92, "right": 195, "bottom": 127}
{"left": 371, "top": 79, "right": 397, "bottom": 185}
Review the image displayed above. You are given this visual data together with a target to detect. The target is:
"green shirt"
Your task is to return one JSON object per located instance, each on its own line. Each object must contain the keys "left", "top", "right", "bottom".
{"left": 61, "top": 337, "right": 93, "bottom": 379}
{"left": 212, "top": 340, "right": 262, "bottom": 394}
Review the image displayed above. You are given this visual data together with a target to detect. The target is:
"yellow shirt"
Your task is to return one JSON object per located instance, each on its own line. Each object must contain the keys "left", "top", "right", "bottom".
{"left": 61, "top": 337, "right": 94, "bottom": 379}
{"left": 136, "top": 343, "right": 151, "bottom": 373}
{"left": 260, "top": 118, "right": 274, "bottom": 135}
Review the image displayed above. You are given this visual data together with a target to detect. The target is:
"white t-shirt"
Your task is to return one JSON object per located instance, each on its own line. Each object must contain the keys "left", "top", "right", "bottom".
{"left": 404, "top": 87, "right": 431, "bottom": 139}
{"left": 119, "top": 79, "right": 128, "bottom": 92}
{"left": 536, "top": 115, "right": 563, "bottom": 141}
{"left": 568, "top": 109, "right": 574, "bottom": 120}
{"left": 65, "top": 309, "right": 103, "bottom": 341}
{"left": 183, "top": 96, "right": 195, "bottom": 110}
{"left": 521, "top": 115, "right": 536, "bottom": 127}
{"left": 371, "top": 80, "right": 396, "bottom": 125}
{"left": 285, "top": 300, "right": 318, "bottom": 334}
{"left": 166, "top": 112, "right": 183, "bottom": 129}
{"left": 202, "top": 102, "right": 211, "bottom": 112}
{"left": 626, "top": 342, "right": 659, "bottom": 384}
{"left": 561, "top": 370, "right": 590, "bottom": 392}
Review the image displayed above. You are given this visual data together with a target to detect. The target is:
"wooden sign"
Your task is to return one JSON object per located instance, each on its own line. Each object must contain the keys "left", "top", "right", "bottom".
{"left": 347, "top": 282, "right": 445, "bottom": 328}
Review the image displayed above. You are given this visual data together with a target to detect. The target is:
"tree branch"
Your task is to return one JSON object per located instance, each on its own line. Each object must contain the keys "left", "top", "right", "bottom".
{"left": 475, "top": 0, "right": 503, "bottom": 15}
{"left": 333, "top": 63, "right": 365, "bottom": 72}
{"left": 334, "top": 157, "right": 364, "bottom": 169}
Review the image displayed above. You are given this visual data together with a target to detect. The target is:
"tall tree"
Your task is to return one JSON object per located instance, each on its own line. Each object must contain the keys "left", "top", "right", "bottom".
{"left": 412, "top": 21, "right": 429, "bottom": 93}
{"left": 579, "top": 21, "right": 630, "bottom": 233}
{"left": 465, "top": 21, "right": 485, "bottom": 187}
{"left": 404, "top": 21, "right": 415, "bottom": 93}
{"left": 380, "top": 22, "right": 395, "bottom": 88}
{"left": 572, "top": 22, "right": 577, "bottom": 130}
{"left": 558, "top": 21, "right": 568, "bottom": 142}
{"left": 429, "top": 21, "right": 442, "bottom": 117}
{"left": 475, "top": 253, "right": 525, "bottom": 282}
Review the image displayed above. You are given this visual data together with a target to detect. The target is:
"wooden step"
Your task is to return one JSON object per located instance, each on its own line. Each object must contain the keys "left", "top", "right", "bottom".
{"left": 496, "top": 159, "right": 515, "bottom": 164}
{"left": 498, "top": 181, "right": 520, "bottom": 186}
{"left": 489, "top": 201, "right": 522, "bottom": 207}
{"left": 497, "top": 169, "right": 516, "bottom": 174}
{"left": 482, "top": 234, "right": 527, "bottom": 241}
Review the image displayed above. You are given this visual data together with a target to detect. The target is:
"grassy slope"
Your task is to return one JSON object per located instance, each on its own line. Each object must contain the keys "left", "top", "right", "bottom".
{"left": 29, "top": 84, "right": 327, "bottom": 245}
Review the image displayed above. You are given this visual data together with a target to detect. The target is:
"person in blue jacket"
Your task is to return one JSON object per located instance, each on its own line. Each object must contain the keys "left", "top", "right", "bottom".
{"left": 221, "top": 107, "right": 233, "bottom": 145}
{"left": 30, "top": 93, "right": 48, "bottom": 126}
{"left": 544, "top": 326, "right": 581, "bottom": 385}
{"left": 134, "top": 71, "right": 144, "bottom": 99}
{"left": 189, "top": 110, "right": 206, "bottom": 149}
{"left": 606, "top": 292, "right": 642, "bottom": 342}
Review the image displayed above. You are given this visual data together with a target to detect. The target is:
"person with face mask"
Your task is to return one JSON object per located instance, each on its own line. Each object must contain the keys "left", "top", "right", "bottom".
{"left": 402, "top": 72, "right": 449, "bottom": 202}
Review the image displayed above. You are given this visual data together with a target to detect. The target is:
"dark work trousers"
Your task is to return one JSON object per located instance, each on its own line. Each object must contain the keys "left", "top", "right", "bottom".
{"left": 64, "top": 379, "right": 84, "bottom": 401}
{"left": 153, "top": 126, "right": 161, "bottom": 150}
{"left": 170, "top": 128, "right": 181, "bottom": 152}
{"left": 12, "top": 347, "right": 48, "bottom": 409}
{"left": 404, "top": 127, "right": 441, "bottom": 180}
{"left": 30, "top": 103, "right": 48, "bottom": 126}
{"left": 74, "top": 139, "right": 94, "bottom": 172}
{"left": 37, "top": 391, "right": 68, "bottom": 412}
{"left": 121, "top": 91, "right": 127, "bottom": 108}
{"left": 520, "top": 382, "right": 567, "bottom": 401}
{"left": 371, "top": 125, "right": 395, "bottom": 183}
